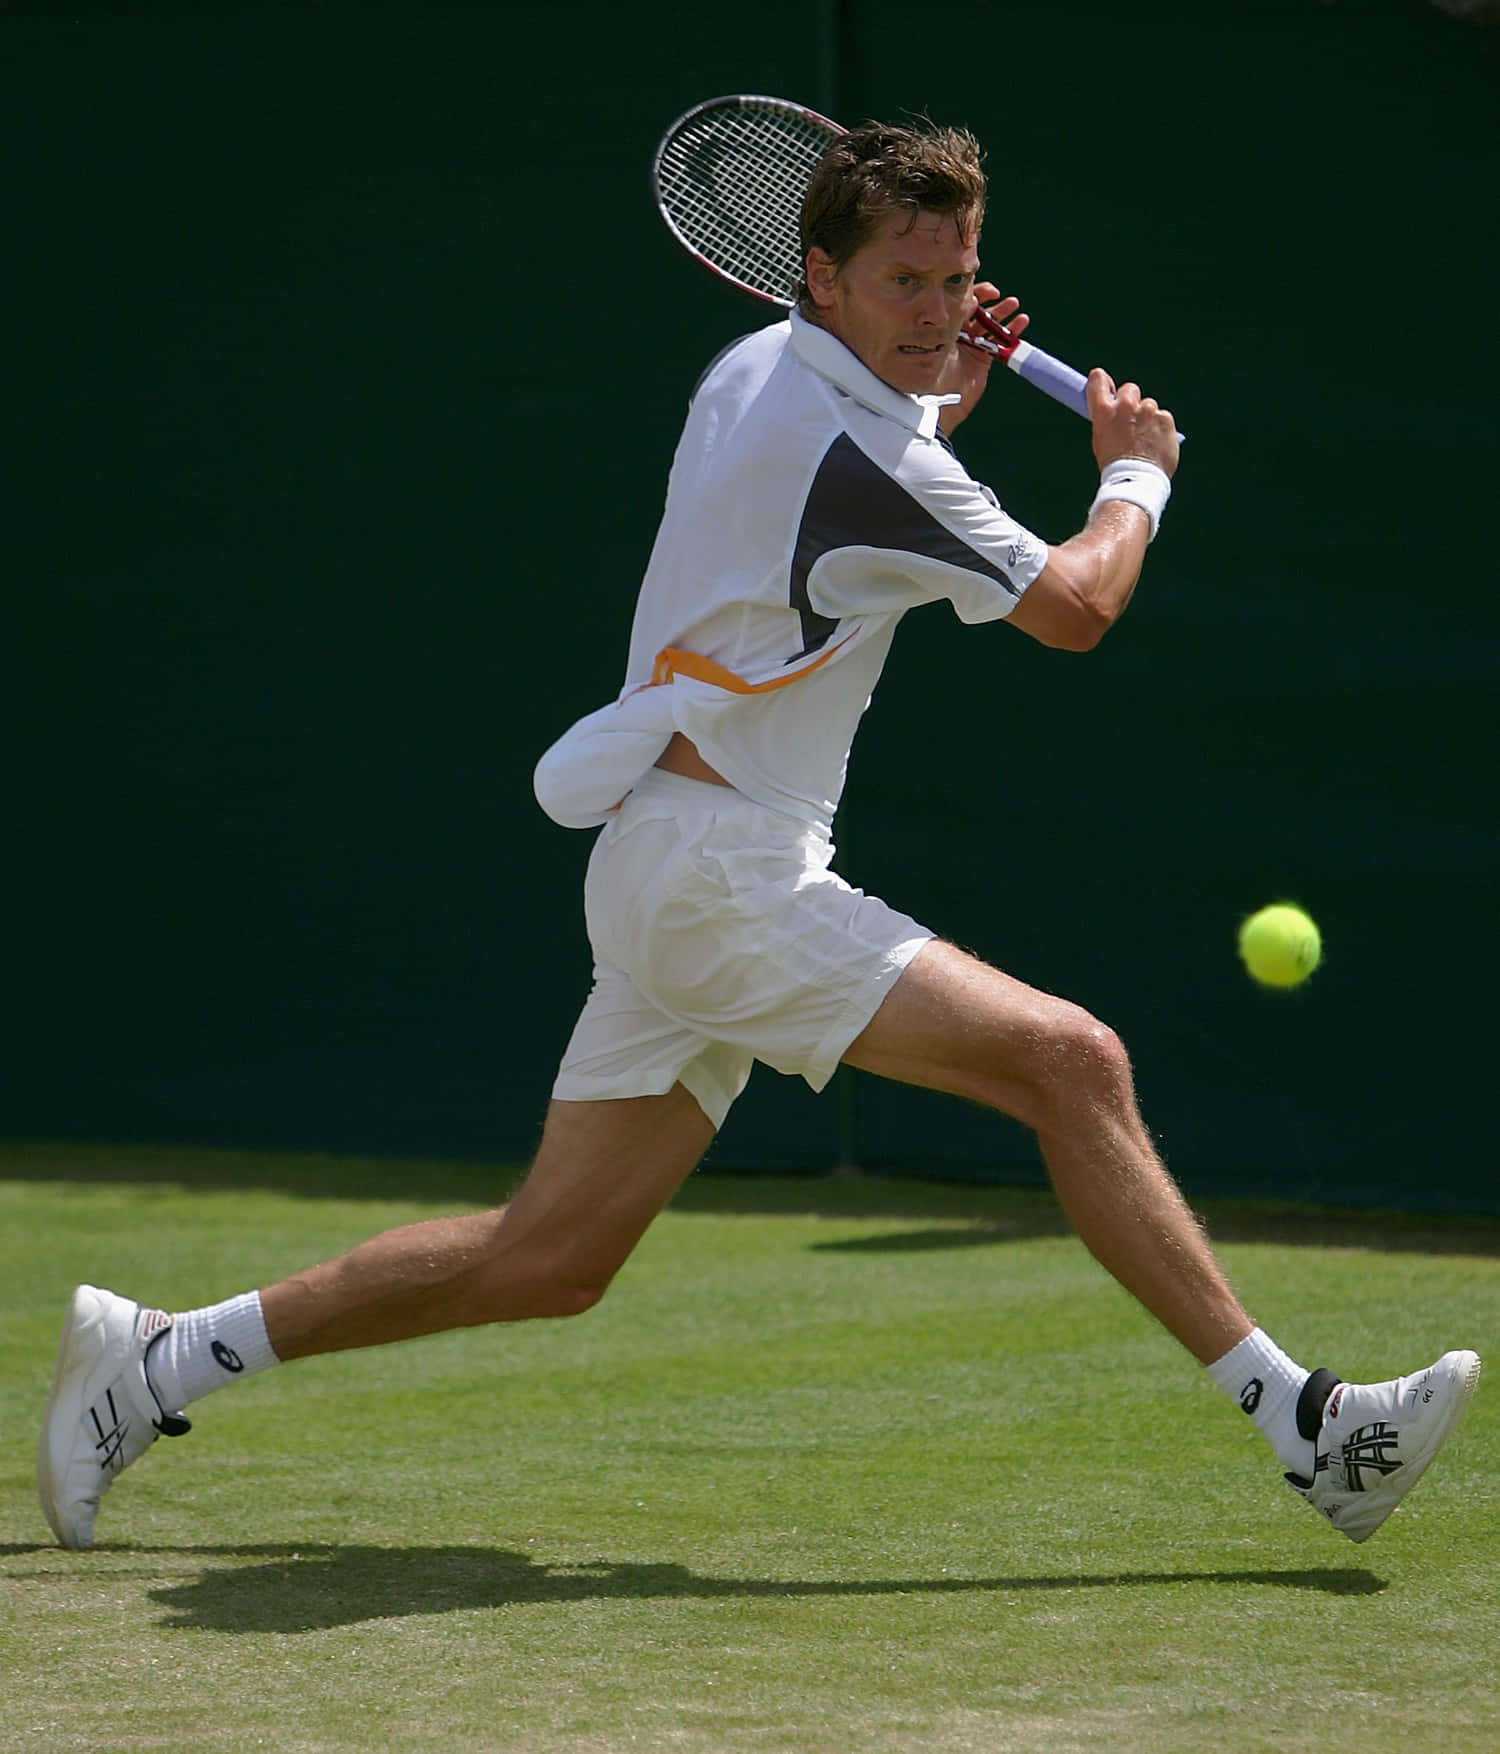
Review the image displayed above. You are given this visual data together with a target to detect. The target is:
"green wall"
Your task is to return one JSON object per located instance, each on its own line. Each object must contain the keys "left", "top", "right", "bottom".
{"left": 5, "top": 3, "right": 1497, "bottom": 1209}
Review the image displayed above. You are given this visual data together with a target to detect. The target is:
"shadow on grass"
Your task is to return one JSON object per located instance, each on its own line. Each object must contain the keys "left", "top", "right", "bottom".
{"left": 5, "top": 1141, "right": 1499, "bottom": 1254}
{"left": 681, "top": 1176, "right": 1500, "bottom": 1256}
{"left": 808, "top": 1226, "right": 1052, "bottom": 1253}
{"left": 0, "top": 1141, "right": 521, "bottom": 1208}
{"left": 0, "top": 1543, "right": 1387, "bottom": 1632}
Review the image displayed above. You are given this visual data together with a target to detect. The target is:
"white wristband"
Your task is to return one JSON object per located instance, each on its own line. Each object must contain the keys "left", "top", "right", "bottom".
{"left": 1090, "top": 457, "right": 1172, "bottom": 543}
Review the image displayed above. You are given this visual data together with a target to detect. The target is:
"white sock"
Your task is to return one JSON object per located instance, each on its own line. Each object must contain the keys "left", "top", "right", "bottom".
{"left": 1206, "top": 1327, "right": 1315, "bottom": 1477}
{"left": 144, "top": 1291, "right": 280, "bottom": 1413}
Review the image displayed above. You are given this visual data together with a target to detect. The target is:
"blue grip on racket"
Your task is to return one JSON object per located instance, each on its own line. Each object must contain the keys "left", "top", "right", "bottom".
{"left": 1010, "top": 345, "right": 1090, "bottom": 420}
{"left": 1009, "top": 342, "right": 1186, "bottom": 442}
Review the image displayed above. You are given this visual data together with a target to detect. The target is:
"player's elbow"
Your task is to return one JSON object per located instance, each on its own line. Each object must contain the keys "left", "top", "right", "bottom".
{"left": 1009, "top": 555, "right": 1130, "bottom": 652}
{"left": 1019, "top": 590, "right": 1117, "bottom": 652}
{"left": 1052, "top": 598, "right": 1115, "bottom": 652}
{"left": 1027, "top": 530, "right": 1148, "bottom": 650}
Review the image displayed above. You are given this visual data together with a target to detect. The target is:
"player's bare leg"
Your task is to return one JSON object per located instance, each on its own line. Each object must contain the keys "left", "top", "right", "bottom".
{"left": 844, "top": 937, "right": 1250, "bottom": 1364}
{"left": 844, "top": 935, "right": 1480, "bottom": 1540}
{"left": 263, "top": 1084, "right": 717, "bottom": 1358}
{"left": 38, "top": 1086, "right": 715, "bottom": 1547}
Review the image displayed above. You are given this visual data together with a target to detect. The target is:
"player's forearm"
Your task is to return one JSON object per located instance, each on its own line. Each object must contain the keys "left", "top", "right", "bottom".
{"left": 1061, "top": 500, "right": 1153, "bottom": 634}
{"left": 1009, "top": 502, "right": 1149, "bottom": 650}
{"left": 1067, "top": 498, "right": 1152, "bottom": 614}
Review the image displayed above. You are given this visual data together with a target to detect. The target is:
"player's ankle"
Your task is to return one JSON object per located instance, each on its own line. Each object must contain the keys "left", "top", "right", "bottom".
{"left": 144, "top": 1291, "right": 278, "bottom": 1412}
{"left": 1206, "top": 1326, "right": 1316, "bottom": 1476}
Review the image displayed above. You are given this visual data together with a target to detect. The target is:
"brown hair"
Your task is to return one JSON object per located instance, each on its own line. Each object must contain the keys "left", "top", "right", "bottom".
{"left": 796, "top": 118, "right": 987, "bottom": 317}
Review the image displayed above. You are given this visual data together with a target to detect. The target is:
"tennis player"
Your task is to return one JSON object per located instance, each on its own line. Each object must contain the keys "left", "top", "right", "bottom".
{"left": 39, "top": 119, "right": 1478, "bottom": 1550}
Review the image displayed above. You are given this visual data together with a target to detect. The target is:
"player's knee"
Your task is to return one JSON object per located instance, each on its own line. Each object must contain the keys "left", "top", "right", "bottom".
{"left": 467, "top": 1278, "right": 609, "bottom": 1324}
{"left": 542, "top": 1279, "right": 610, "bottom": 1319}
{"left": 1025, "top": 1002, "right": 1134, "bottom": 1122}
{"left": 461, "top": 1243, "right": 613, "bottom": 1324}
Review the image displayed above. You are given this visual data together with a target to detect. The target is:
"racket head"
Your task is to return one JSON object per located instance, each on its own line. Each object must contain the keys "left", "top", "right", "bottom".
{"left": 652, "top": 94, "right": 845, "bottom": 312}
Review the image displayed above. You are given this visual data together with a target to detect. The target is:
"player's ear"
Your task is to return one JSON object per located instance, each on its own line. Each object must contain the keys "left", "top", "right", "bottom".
{"left": 805, "top": 248, "right": 839, "bottom": 309}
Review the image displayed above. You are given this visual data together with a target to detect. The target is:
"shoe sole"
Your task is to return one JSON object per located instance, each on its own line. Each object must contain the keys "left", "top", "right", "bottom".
{"left": 36, "top": 1285, "right": 106, "bottom": 1550}
{"left": 1341, "top": 1349, "right": 1482, "bottom": 1542}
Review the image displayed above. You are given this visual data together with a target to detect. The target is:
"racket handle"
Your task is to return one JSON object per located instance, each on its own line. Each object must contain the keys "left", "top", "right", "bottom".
{"left": 1006, "top": 340, "right": 1088, "bottom": 418}
{"left": 1008, "top": 339, "right": 1186, "bottom": 444}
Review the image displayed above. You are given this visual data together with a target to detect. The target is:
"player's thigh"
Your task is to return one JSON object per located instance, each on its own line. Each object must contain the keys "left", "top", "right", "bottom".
{"left": 489, "top": 1085, "right": 715, "bottom": 1296}
{"left": 843, "top": 938, "right": 1129, "bottom": 1131}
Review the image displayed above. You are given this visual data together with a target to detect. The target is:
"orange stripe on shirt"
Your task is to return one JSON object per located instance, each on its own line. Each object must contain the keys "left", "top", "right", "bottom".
{"left": 648, "top": 628, "right": 858, "bottom": 695}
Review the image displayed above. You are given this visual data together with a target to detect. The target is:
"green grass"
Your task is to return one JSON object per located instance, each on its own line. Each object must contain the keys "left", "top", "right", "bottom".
{"left": 3, "top": 1142, "right": 1499, "bottom": 1753}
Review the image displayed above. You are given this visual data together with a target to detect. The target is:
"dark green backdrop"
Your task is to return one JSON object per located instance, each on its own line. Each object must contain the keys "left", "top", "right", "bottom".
{"left": 5, "top": 3, "right": 1497, "bottom": 1209}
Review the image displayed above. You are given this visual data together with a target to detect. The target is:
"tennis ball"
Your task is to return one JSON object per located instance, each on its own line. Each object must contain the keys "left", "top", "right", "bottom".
{"left": 1238, "top": 903, "right": 1322, "bottom": 989}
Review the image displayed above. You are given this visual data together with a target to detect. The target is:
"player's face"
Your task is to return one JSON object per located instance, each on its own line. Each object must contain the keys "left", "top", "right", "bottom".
{"left": 807, "top": 208, "right": 980, "bottom": 396}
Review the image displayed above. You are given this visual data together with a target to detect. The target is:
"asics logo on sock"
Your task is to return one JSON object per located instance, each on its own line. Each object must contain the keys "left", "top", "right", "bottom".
{"left": 1239, "top": 1378, "right": 1264, "bottom": 1414}
{"left": 211, "top": 1340, "right": 244, "bottom": 1373}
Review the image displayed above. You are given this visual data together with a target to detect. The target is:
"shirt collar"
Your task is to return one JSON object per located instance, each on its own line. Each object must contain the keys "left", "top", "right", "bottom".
{"left": 789, "top": 308, "right": 959, "bottom": 441}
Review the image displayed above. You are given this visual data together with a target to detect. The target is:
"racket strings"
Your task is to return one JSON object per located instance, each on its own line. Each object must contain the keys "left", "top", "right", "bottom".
{"left": 657, "top": 105, "right": 833, "bottom": 306}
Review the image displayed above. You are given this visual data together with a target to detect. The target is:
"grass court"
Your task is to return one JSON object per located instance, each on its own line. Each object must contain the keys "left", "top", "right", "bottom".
{"left": 2, "top": 1141, "right": 1498, "bottom": 1753}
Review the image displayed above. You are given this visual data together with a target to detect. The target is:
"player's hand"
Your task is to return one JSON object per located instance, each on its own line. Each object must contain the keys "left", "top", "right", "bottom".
{"left": 1086, "top": 369, "right": 1179, "bottom": 476}
{"left": 967, "top": 287, "right": 1028, "bottom": 345}
{"left": 939, "top": 287, "right": 1028, "bottom": 434}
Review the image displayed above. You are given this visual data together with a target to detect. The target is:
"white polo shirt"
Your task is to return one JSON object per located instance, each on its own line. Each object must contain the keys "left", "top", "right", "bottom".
{"left": 534, "top": 309, "right": 1048, "bottom": 831}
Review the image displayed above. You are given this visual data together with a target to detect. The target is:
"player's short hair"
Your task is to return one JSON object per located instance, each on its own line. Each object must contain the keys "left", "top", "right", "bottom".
{"left": 796, "top": 118, "right": 987, "bottom": 317}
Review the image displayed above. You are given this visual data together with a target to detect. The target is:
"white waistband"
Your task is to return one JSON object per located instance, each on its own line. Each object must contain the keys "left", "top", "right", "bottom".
{"left": 622, "top": 767, "right": 835, "bottom": 851}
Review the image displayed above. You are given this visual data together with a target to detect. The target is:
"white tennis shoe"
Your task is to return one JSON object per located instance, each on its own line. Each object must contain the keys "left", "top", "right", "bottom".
{"left": 37, "top": 1284, "right": 192, "bottom": 1550}
{"left": 1286, "top": 1350, "right": 1481, "bottom": 1543}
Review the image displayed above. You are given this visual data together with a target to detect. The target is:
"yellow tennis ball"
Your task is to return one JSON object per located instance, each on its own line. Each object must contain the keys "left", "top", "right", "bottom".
{"left": 1238, "top": 903, "right": 1322, "bottom": 988}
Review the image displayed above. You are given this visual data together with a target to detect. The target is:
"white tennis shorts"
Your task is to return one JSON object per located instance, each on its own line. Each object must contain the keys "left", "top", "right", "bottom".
{"left": 552, "top": 769, "right": 933, "bottom": 1128}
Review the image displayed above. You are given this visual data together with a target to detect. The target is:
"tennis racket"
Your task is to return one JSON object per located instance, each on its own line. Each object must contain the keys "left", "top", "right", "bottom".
{"left": 653, "top": 94, "right": 1177, "bottom": 436}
